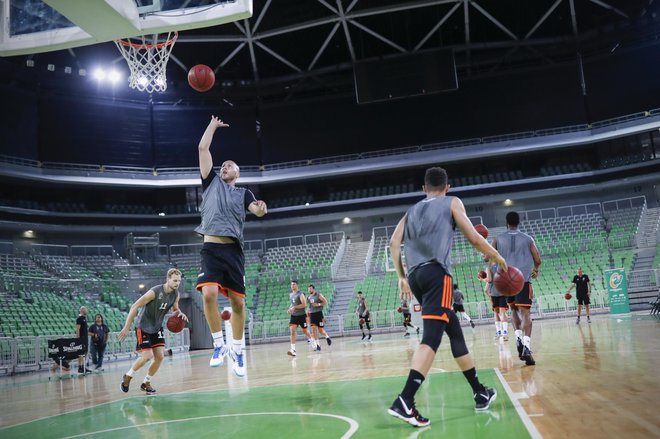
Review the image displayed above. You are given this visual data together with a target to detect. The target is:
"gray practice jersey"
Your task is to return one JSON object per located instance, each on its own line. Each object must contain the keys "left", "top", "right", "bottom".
{"left": 136, "top": 284, "right": 178, "bottom": 333}
{"left": 487, "top": 264, "right": 503, "bottom": 297}
{"left": 290, "top": 290, "right": 307, "bottom": 316}
{"left": 357, "top": 297, "right": 368, "bottom": 316}
{"left": 308, "top": 293, "right": 324, "bottom": 314}
{"left": 400, "top": 299, "right": 410, "bottom": 313}
{"left": 453, "top": 289, "right": 464, "bottom": 305}
{"left": 404, "top": 196, "right": 455, "bottom": 276}
{"left": 495, "top": 229, "right": 536, "bottom": 281}
{"left": 195, "top": 173, "right": 255, "bottom": 247}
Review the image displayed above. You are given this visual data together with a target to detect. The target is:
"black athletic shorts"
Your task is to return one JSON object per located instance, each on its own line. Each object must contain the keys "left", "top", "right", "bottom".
{"left": 403, "top": 312, "right": 412, "bottom": 323}
{"left": 491, "top": 296, "right": 509, "bottom": 311}
{"left": 309, "top": 312, "right": 325, "bottom": 327}
{"left": 506, "top": 282, "right": 533, "bottom": 308}
{"left": 577, "top": 292, "right": 590, "bottom": 305}
{"left": 196, "top": 242, "right": 245, "bottom": 297}
{"left": 359, "top": 311, "right": 371, "bottom": 324}
{"left": 135, "top": 327, "right": 165, "bottom": 352}
{"left": 453, "top": 304, "right": 465, "bottom": 313}
{"left": 289, "top": 314, "right": 308, "bottom": 328}
{"left": 407, "top": 262, "right": 453, "bottom": 323}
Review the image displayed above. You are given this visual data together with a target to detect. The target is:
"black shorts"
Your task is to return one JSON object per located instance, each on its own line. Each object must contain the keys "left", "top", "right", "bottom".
{"left": 196, "top": 242, "right": 245, "bottom": 297}
{"left": 403, "top": 312, "right": 411, "bottom": 323}
{"left": 491, "top": 296, "right": 509, "bottom": 311}
{"left": 359, "top": 311, "right": 371, "bottom": 324}
{"left": 135, "top": 328, "right": 166, "bottom": 352}
{"left": 79, "top": 338, "right": 88, "bottom": 354}
{"left": 453, "top": 304, "right": 465, "bottom": 313}
{"left": 407, "top": 263, "right": 453, "bottom": 323}
{"left": 309, "top": 312, "right": 325, "bottom": 327}
{"left": 577, "top": 292, "right": 590, "bottom": 305}
{"left": 289, "top": 314, "right": 308, "bottom": 328}
{"left": 506, "top": 282, "right": 533, "bottom": 308}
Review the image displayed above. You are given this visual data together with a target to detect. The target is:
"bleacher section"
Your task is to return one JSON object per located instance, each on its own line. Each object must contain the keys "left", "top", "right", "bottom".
{"left": 252, "top": 241, "right": 340, "bottom": 321}
{"left": 361, "top": 206, "right": 645, "bottom": 316}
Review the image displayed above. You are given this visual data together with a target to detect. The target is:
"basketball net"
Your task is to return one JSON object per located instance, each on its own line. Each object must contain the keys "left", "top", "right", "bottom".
{"left": 114, "top": 31, "right": 178, "bottom": 93}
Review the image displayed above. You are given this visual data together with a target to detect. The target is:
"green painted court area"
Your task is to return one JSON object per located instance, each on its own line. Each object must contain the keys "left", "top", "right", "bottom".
{"left": 3, "top": 369, "right": 531, "bottom": 438}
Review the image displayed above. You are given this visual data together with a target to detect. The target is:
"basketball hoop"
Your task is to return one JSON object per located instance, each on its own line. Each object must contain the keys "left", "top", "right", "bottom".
{"left": 114, "top": 32, "right": 178, "bottom": 93}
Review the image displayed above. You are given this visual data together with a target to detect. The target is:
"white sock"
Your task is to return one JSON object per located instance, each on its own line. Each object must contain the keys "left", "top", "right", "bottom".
{"left": 212, "top": 331, "right": 224, "bottom": 348}
{"left": 495, "top": 321, "right": 501, "bottom": 332}
{"left": 291, "top": 344, "right": 296, "bottom": 351}
{"left": 502, "top": 322, "right": 508, "bottom": 333}
{"left": 144, "top": 374, "right": 152, "bottom": 383}
{"left": 126, "top": 368, "right": 135, "bottom": 377}
{"left": 515, "top": 329, "right": 523, "bottom": 340}
{"left": 523, "top": 335, "right": 531, "bottom": 348}
{"left": 463, "top": 313, "right": 472, "bottom": 322}
{"left": 232, "top": 340, "right": 242, "bottom": 355}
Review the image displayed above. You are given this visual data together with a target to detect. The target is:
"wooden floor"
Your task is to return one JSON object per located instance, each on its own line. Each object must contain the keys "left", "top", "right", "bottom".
{"left": 1, "top": 312, "right": 659, "bottom": 438}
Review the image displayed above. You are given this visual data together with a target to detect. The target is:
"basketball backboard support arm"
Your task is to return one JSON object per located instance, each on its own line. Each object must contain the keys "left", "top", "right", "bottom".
{"left": 0, "top": 0, "right": 253, "bottom": 56}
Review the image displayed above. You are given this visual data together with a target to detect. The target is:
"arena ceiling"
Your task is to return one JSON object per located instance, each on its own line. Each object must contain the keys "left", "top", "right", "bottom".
{"left": 1, "top": 0, "right": 659, "bottom": 104}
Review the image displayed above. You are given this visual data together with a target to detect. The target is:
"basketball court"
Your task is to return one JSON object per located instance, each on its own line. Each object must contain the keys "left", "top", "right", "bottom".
{"left": 1, "top": 313, "right": 658, "bottom": 438}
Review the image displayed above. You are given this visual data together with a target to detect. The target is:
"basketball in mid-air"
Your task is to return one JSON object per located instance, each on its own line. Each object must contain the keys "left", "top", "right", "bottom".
{"left": 166, "top": 314, "right": 185, "bottom": 333}
{"left": 221, "top": 309, "right": 231, "bottom": 321}
{"left": 493, "top": 266, "right": 524, "bottom": 296}
{"left": 188, "top": 64, "right": 215, "bottom": 92}
{"left": 565, "top": 292, "right": 572, "bottom": 300}
{"left": 359, "top": 318, "right": 365, "bottom": 325}
{"left": 397, "top": 306, "right": 402, "bottom": 313}
{"left": 474, "top": 224, "right": 489, "bottom": 239}
{"left": 477, "top": 270, "right": 487, "bottom": 280}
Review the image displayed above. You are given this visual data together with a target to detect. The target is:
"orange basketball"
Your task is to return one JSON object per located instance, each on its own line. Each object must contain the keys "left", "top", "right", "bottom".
{"left": 188, "top": 64, "right": 215, "bottom": 92}
{"left": 478, "top": 270, "right": 487, "bottom": 280}
{"left": 493, "top": 266, "right": 524, "bottom": 297}
{"left": 166, "top": 315, "right": 185, "bottom": 333}
{"left": 565, "top": 292, "right": 572, "bottom": 300}
{"left": 221, "top": 309, "right": 231, "bottom": 321}
{"left": 474, "top": 224, "right": 489, "bottom": 239}
{"left": 397, "top": 306, "right": 403, "bottom": 313}
{"left": 359, "top": 318, "right": 365, "bottom": 325}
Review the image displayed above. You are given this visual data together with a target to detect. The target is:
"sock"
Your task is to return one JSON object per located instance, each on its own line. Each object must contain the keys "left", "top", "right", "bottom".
{"left": 495, "top": 321, "right": 501, "bottom": 332}
{"left": 291, "top": 344, "right": 296, "bottom": 351}
{"left": 126, "top": 368, "right": 135, "bottom": 377}
{"left": 212, "top": 331, "right": 224, "bottom": 348}
{"left": 502, "top": 322, "right": 508, "bottom": 333}
{"left": 232, "top": 340, "right": 242, "bottom": 355}
{"left": 515, "top": 329, "right": 523, "bottom": 340}
{"left": 401, "top": 369, "right": 425, "bottom": 402}
{"left": 144, "top": 374, "right": 152, "bottom": 383}
{"left": 464, "top": 314, "right": 472, "bottom": 322}
{"left": 523, "top": 335, "right": 531, "bottom": 349}
{"left": 463, "top": 367, "right": 484, "bottom": 393}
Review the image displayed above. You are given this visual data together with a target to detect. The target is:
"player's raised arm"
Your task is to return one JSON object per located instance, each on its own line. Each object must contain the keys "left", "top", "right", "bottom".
{"left": 198, "top": 116, "right": 229, "bottom": 179}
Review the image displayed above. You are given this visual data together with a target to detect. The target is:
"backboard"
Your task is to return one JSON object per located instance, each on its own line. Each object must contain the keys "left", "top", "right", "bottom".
{"left": 0, "top": 0, "right": 252, "bottom": 57}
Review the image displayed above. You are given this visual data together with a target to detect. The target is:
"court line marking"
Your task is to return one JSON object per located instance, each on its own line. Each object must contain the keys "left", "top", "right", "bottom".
{"left": 60, "top": 411, "right": 359, "bottom": 439}
{"left": 494, "top": 368, "right": 543, "bottom": 439}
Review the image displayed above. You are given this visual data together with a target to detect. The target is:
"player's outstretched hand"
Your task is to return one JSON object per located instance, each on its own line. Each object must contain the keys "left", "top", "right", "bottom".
{"left": 209, "top": 115, "right": 230, "bottom": 129}
{"left": 174, "top": 310, "right": 189, "bottom": 322}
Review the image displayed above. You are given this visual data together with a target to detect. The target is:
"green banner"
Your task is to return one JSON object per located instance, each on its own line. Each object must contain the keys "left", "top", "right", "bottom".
{"left": 604, "top": 268, "right": 630, "bottom": 314}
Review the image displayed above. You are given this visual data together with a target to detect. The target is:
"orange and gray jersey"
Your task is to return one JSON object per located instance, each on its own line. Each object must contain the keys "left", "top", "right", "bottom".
{"left": 290, "top": 290, "right": 307, "bottom": 316}
{"left": 308, "top": 293, "right": 324, "bottom": 313}
{"left": 136, "top": 284, "right": 177, "bottom": 333}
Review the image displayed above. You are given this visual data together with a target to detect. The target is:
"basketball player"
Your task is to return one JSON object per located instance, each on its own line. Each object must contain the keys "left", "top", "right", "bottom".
{"left": 195, "top": 116, "right": 267, "bottom": 377}
{"left": 75, "top": 306, "right": 89, "bottom": 374}
{"left": 356, "top": 291, "right": 372, "bottom": 340}
{"left": 118, "top": 268, "right": 188, "bottom": 395}
{"left": 492, "top": 212, "right": 541, "bottom": 366}
{"left": 287, "top": 280, "right": 315, "bottom": 356}
{"left": 567, "top": 267, "right": 591, "bottom": 324}
{"left": 452, "top": 283, "right": 475, "bottom": 329}
{"left": 483, "top": 260, "right": 509, "bottom": 340}
{"left": 387, "top": 167, "right": 507, "bottom": 427}
{"left": 308, "top": 285, "right": 332, "bottom": 349}
{"left": 400, "top": 293, "right": 419, "bottom": 337}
